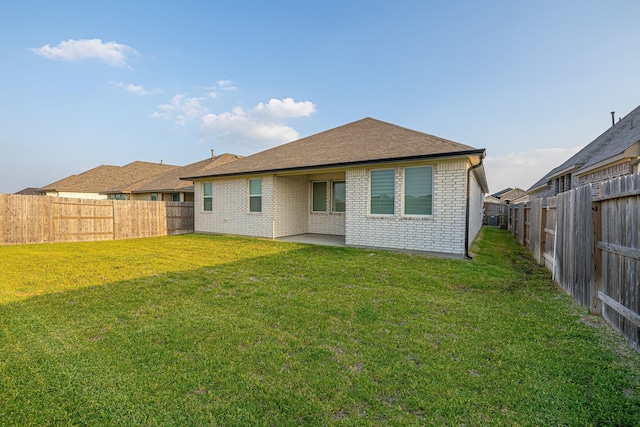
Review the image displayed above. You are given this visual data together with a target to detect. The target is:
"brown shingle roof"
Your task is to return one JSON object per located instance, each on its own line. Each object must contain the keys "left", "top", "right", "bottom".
{"left": 121, "top": 154, "right": 241, "bottom": 194}
{"left": 527, "top": 104, "right": 640, "bottom": 192}
{"left": 39, "top": 161, "right": 179, "bottom": 194}
{"left": 183, "top": 117, "right": 483, "bottom": 179}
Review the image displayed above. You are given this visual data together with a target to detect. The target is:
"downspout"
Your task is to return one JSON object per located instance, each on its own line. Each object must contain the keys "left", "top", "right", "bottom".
{"left": 465, "top": 158, "right": 484, "bottom": 259}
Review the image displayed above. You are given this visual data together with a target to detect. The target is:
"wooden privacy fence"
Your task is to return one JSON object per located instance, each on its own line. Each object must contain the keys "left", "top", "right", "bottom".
{"left": 0, "top": 195, "right": 194, "bottom": 245}
{"left": 508, "top": 174, "right": 640, "bottom": 351}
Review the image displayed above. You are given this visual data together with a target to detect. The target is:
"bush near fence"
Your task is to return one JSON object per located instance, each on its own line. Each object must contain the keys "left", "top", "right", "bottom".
{"left": 508, "top": 174, "right": 640, "bottom": 351}
{"left": 0, "top": 194, "right": 194, "bottom": 245}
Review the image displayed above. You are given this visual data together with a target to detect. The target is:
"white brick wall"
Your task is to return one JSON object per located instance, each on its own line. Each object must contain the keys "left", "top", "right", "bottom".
{"left": 345, "top": 160, "right": 469, "bottom": 256}
{"left": 195, "top": 173, "right": 347, "bottom": 239}
{"left": 195, "top": 176, "right": 274, "bottom": 238}
{"left": 193, "top": 159, "right": 482, "bottom": 256}
{"left": 307, "top": 172, "right": 346, "bottom": 236}
{"left": 468, "top": 168, "right": 484, "bottom": 247}
{"left": 273, "top": 175, "right": 308, "bottom": 237}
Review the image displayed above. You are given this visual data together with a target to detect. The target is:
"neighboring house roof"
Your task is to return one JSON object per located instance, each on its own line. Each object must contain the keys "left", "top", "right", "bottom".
{"left": 499, "top": 187, "right": 526, "bottom": 202}
{"left": 39, "top": 161, "right": 179, "bottom": 194}
{"left": 490, "top": 188, "right": 513, "bottom": 199}
{"left": 110, "top": 153, "right": 242, "bottom": 194}
{"left": 484, "top": 195, "right": 501, "bottom": 203}
{"left": 485, "top": 188, "right": 525, "bottom": 204}
{"left": 14, "top": 188, "right": 41, "bottom": 195}
{"left": 183, "top": 117, "right": 487, "bottom": 185}
{"left": 528, "top": 105, "right": 640, "bottom": 192}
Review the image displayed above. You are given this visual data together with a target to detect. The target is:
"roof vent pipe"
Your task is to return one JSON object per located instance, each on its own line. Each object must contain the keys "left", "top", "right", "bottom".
{"left": 211, "top": 149, "right": 215, "bottom": 159}
{"left": 611, "top": 111, "right": 615, "bottom": 127}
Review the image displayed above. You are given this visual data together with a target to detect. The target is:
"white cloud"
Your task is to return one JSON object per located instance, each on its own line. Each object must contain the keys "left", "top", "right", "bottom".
{"left": 152, "top": 93, "right": 208, "bottom": 126}
{"left": 201, "top": 105, "right": 300, "bottom": 151}
{"left": 252, "top": 98, "right": 316, "bottom": 119}
{"left": 217, "top": 80, "right": 237, "bottom": 91}
{"left": 110, "top": 81, "right": 161, "bottom": 95}
{"left": 30, "top": 38, "right": 139, "bottom": 68}
{"left": 152, "top": 89, "right": 316, "bottom": 151}
{"left": 200, "top": 97, "right": 316, "bottom": 151}
{"left": 484, "top": 146, "right": 583, "bottom": 194}
{"left": 206, "top": 80, "right": 236, "bottom": 99}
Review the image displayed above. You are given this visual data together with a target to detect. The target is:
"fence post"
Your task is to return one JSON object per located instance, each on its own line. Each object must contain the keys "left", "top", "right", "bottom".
{"left": 539, "top": 204, "right": 547, "bottom": 266}
{"left": 591, "top": 199, "right": 603, "bottom": 314}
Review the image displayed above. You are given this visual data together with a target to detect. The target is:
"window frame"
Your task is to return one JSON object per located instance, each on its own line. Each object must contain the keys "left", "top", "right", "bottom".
{"left": 203, "top": 182, "right": 213, "bottom": 212}
{"left": 248, "top": 178, "right": 262, "bottom": 213}
{"left": 331, "top": 180, "right": 346, "bottom": 213}
{"left": 403, "top": 166, "right": 433, "bottom": 216}
{"left": 369, "top": 169, "right": 395, "bottom": 215}
{"left": 311, "top": 181, "right": 328, "bottom": 213}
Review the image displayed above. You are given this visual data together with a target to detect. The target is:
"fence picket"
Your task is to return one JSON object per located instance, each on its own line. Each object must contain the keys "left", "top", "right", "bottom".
{"left": 0, "top": 195, "right": 194, "bottom": 245}
{"left": 510, "top": 175, "right": 640, "bottom": 351}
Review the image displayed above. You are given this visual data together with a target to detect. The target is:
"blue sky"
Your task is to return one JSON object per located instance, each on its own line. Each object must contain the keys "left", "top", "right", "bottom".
{"left": 2, "top": 0, "right": 640, "bottom": 194}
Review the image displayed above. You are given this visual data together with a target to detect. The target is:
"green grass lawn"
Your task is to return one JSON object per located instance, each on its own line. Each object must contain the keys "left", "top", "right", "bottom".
{"left": 1, "top": 228, "right": 639, "bottom": 426}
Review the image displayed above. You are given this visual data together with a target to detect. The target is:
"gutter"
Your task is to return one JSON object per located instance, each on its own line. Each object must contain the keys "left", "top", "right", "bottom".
{"left": 464, "top": 155, "right": 485, "bottom": 260}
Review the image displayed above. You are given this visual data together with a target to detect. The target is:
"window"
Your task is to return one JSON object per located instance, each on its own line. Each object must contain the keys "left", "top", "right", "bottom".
{"left": 171, "top": 193, "right": 180, "bottom": 202}
{"left": 404, "top": 166, "right": 433, "bottom": 215}
{"left": 312, "top": 181, "right": 327, "bottom": 212}
{"left": 203, "top": 183, "right": 212, "bottom": 211}
{"left": 332, "top": 181, "right": 345, "bottom": 213}
{"left": 109, "top": 194, "right": 127, "bottom": 200}
{"left": 555, "top": 174, "right": 572, "bottom": 195}
{"left": 370, "top": 169, "right": 395, "bottom": 215}
{"left": 150, "top": 193, "right": 158, "bottom": 201}
{"left": 249, "top": 178, "right": 262, "bottom": 212}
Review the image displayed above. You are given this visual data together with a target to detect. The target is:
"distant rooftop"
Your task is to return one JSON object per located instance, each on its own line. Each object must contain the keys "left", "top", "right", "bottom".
{"left": 528, "top": 105, "right": 640, "bottom": 192}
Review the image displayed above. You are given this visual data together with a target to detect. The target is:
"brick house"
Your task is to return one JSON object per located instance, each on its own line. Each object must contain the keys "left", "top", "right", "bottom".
{"left": 528, "top": 105, "right": 640, "bottom": 202}
{"left": 183, "top": 118, "right": 488, "bottom": 258}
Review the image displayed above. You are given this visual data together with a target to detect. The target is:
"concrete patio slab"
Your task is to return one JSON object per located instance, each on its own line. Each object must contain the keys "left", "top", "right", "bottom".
{"left": 277, "top": 233, "right": 346, "bottom": 247}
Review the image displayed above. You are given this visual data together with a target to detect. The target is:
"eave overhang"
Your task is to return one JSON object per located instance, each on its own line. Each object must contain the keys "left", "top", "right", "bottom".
{"left": 180, "top": 149, "right": 487, "bottom": 181}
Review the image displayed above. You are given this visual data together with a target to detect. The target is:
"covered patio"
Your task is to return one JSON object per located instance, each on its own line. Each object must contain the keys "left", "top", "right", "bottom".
{"left": 276, "top": 233, "right": 346, "bottom": 247}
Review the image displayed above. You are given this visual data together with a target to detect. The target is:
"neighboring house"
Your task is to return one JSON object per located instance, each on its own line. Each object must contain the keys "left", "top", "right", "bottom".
{"left": 39, "top": 161, "right": 179, "bottom": 200}
{"left": 528, "top": 105, "right": 640, "bottom": 201}
{"left": 484, "top": 188, "right": 513, "bottom": 204}
{"left": 183, "top": 118, "right": 489, "bottom": 258}
{"left": 102, "top": 152, "right": 241, "bottom": 202}
{"left": 484, "top": 187, "right": 526, "bottom": 204}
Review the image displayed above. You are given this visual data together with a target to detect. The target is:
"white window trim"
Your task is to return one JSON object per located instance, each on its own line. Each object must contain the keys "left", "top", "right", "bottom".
{"left": 311, "top": 181, "right": 328, "bottom": 213}
{"left": 402, "top": 165, "right": 434, "bottom": 217}
{"left": 331, "top": 180, "right": 346, "bottom": 214}
{"left": 248, "top": 178, "right": 262, "bottom": 213}
{"left": 202, "top": 182, "right": 213, "bottom": 212}
{"left": 369, "top": 168, "right": 396, "bottom": 216}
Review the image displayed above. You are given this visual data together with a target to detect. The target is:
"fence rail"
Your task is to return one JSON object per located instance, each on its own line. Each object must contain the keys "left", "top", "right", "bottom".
{"left": 508, "top": 174, "right": 640, "bottom": 352}
{"left": 0, "top": 194, "right": 194, "bottom": 245}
